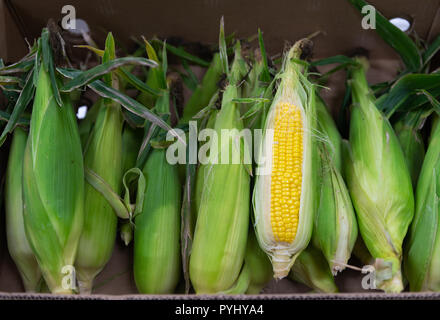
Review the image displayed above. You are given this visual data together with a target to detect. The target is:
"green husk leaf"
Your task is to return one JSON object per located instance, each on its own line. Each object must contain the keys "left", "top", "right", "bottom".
{"left": 60, "top": 57, "right": 158, "bottom": 92}
{"left": 152, "top": 39, "right": 210, "bottom": 67}
{"left": 348, "top": 0, "right": 422, "bottom": 72}
{"left": 84, "top": 167, "right": 130, "bottom": 219}
{"left": 0, "top": 70, "right": 35, "bottom": 147}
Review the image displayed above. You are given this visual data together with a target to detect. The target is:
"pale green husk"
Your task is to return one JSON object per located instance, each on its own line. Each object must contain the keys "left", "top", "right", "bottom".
{"left": 404, "top": 120, "right": 440, "bottom": 291}
{"left": 22, "top": 65, "right": 84, "bottom": 294}
{"left": 75, "top": 99, "right": 123, "bottom": 294}
{"left": 345, "top": 58, "right": 414, "bottom": 293}
{"left": 5, "top": 128, "right": 42, "bottom": 292}
{"left": 290, "top": 245, "right": 338, "bottom": 293}
{"left": 134, "top": 148, "right": 181, "bottom": 293}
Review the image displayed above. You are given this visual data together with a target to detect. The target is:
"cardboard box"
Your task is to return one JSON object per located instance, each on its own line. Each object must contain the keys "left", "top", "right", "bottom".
{"left": 1, "top": 0, "right": 440, "bottom": 299}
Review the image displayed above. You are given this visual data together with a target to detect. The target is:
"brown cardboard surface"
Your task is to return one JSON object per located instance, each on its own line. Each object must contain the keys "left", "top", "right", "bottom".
{"left": 2, "top": 0, "right": 440, "bottom": 61}
{"left": 0, "top": 0, "right": 26, "bottom": 62}
{"left": 1, "top": 0, "right": 440, "bottom": 299}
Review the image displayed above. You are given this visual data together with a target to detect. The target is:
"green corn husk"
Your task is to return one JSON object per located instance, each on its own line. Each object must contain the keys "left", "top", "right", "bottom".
{"left": 244, "top": 228, "right": 273, "bottom": 294}
{"left": 136, "top": 45, "right": 162, "bottom": 109}
{"left": 122, "top": 125, "right": 143, "bottom": 174}
{"left": 316, "top": 96, "right": 342, "bottom": 170}
{"left": 75, "top": 34, "right": 124, "bottom": 294}
{"left": 79, "top": 99, "right": 102, "bottom": 148}
{"left": 75, "top": 100, "right": 123, "bottom": 293}
{"left": 23, "top": 65, "right": 84, "bottom": 294}
{"left": 5, "top": 127, "right": 42, "bottom": 292}
{"left": 189, "top": 42, "right": 250, "bottom": 294}
{"left": 314, "top": 144, "right": 358, "bottom": 274}
{"left": 345, "top": 58, "right": 414, "bottom": 293}
{"left": 313, "top": 96, "right": 358, "bottom": 274}
{"left": 134, "top": 148, "right": 182, "bottom": 293}
{"left": 290, "top": 245, "right": 338, "bottom": 293}
{"left": 394, "top": 115, "right": 425, "bottom": 188}
{"left": 430, "top": 115, "right": 439, "bottom": 144}
{"left": 180, "top": 53, "right": 223, "bottom": 124}
{"left": 404, "top": 121, "right": 440, "bottom": 291}
{"left": 194, "top": 109, "right": 219, "bottom": 213}
{"left": 253, "top": 39, "right": 318, "bottom": 279}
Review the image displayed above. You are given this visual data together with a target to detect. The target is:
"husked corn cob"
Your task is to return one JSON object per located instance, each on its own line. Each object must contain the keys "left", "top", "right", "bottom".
{"left": 404, "top": 120, "right": 440, "bottom": 291}
{"left": 345, "top": 58, "right": 414, "bottom": 293}
{"left": 134, "top": 148, "right": 181, "bottom": 293}
{"left": 22, "top": 65, "right": 84, "bottom": 294}
{"left": 313, "top": 97, "right": 358, "bottom": 274}
{"left": 189, "top": 42, "right": 250, "bottom": 293}
{"left": 5, "top": 128, "right": 42, "bottom": 292}
{"left": 290, "top": 245, "right": 338, "bottom": 293}
{"left": 253, "top": 39, "right": 318, "bottom": 279}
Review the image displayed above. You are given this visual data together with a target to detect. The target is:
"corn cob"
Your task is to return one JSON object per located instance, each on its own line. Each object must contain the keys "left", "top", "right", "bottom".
{"left": 344, "top": 58, "right": 414, "bottom": 293}
{"left": 290, "top": 245, "right": 338, "bottom": 293}
{"left": 314, "top": 145, "right": 358, "bottom": 274}
{"left": 75, "top": 101, "right": 123, "bottom": 293}
{"left": 394, "top": 115, "right": 425, "bottom": 187}
{"left": 5, "top": 127, "right": 42, "bottom": 292}
{"left": 180, "top": 53, "right": 223, "bottom": 124}
{"left": 22, "top": 65, "right": 84, "bottom": 294}
{"left": 245, "top": 228, "right": 273, "bottom": 294}
{"left": 313, "top": 97, "right": 358, "bottom": 274}
{"left": 253, "top": 39, "right": 318, "bottom": 279}
{"left": 404, "top": 119, "right": 440, "bottom": 291}
{"left": 134, "top": 148, "right": 181, "bottom": 293}
{"left": 75, "top": 34, "right": 124, "bottom": 294}
{"left": 189, "top": 41, "right": 250, "bottom": 293}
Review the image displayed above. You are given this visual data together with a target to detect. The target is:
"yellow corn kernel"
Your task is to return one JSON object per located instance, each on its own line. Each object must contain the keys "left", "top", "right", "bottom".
{"left": 270, "top": 102, "right": 303, "bottom": 243}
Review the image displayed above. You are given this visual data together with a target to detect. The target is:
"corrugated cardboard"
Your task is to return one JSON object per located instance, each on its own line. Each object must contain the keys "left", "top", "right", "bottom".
{"left": 1, "top": 0, "right": 440, "bottom": 299}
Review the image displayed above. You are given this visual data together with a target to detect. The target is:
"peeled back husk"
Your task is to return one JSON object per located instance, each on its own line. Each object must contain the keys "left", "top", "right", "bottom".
{"left": 253, "top": 39, "right": 318, "bottom": 279}
{"left": 22, "top": 65, "right": 84, "bottom": 294}
{"left": 345, "top": 58, "right": 414, "bottom": 293}
{"left": 5, "top": 127, "right": 42, "bottom": 292}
